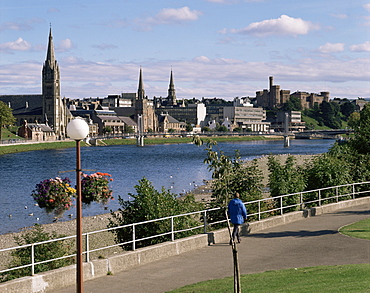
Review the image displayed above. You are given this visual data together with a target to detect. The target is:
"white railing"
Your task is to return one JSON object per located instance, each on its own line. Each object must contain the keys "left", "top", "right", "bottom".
{"left": 1, "top": 181, "right": 369, "bottom": 278}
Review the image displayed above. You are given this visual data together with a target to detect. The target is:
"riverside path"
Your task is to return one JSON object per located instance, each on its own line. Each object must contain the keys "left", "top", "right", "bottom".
{"left": 54, "top": 202, "right": 370, "bottom": 293}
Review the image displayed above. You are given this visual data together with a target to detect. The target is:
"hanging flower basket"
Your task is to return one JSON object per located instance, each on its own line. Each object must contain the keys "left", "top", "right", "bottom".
{"left": 81, "top": 172, "right": 114, "bottom": 205}
{"left": 31, "top": 177, "right": 76, "bottom": 215}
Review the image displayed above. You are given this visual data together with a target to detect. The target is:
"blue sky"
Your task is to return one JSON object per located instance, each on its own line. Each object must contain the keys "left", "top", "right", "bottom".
{"left": 1, "top": 0, "right": 369, "bottom": 100}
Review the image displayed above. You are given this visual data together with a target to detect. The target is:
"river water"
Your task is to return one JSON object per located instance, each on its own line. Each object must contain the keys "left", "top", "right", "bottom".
{"left": 0, "top": 139, "right": 335, "bottom": 234}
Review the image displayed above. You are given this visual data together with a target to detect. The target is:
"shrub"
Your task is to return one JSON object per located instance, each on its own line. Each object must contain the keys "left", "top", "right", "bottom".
{"left": 0, "top": 225, "right": 74, "bottom": 282}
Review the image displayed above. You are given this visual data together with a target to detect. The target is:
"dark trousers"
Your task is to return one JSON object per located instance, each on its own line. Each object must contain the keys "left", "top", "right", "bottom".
{"left": 232, "top": 224, "right": 241, "bottom": 242}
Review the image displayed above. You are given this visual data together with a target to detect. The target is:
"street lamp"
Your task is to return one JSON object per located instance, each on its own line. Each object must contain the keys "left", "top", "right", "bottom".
{"left": 66, "top": 117, "right": 89, "bottom": 293}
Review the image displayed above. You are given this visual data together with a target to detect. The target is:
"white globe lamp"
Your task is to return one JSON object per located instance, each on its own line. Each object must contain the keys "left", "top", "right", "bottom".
{"left": 67, "top": 117, "right": 89, "bottom": 141}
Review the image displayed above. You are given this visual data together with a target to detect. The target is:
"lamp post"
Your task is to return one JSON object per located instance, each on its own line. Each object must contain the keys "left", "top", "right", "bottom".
{"left": 66, "top": 117, "right": 89, "bottom": 293}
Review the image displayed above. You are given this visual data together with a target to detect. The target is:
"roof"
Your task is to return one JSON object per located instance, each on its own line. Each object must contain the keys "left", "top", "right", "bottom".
{"left": 118, "top": 116, "right": 137, "bottom": 126}
{"left": 0, "top": 95, "right": 43, "bottom": 116}
{"left": 158, "top": 114, "right": 179, "bottom": 123}
{"left": 27, "top": 123, "right": 54, "bottom": 132}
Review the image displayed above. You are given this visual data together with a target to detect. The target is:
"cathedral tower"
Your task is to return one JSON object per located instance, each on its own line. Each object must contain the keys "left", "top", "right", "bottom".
{"left": 42, "top": 28, "right": 65, "bottom": 138}
{"left": 135, "top": 67, "right": 157, "bottom": 132}
{"left": 167, "top": 70, "right": 176, "bottom": 105}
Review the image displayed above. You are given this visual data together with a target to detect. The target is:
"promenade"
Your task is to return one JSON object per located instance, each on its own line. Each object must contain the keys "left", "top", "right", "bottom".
{"left": 53, "top": 202, "right": 370, "bottom": 293}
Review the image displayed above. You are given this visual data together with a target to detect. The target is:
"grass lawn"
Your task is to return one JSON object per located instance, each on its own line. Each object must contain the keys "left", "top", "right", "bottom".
{"left": 0, "top": 135, "right": 278, "bottom": 155}
{"left": 167, "top": 263, "right": 370, "bottom": 293}
{"left": 339, "top": 218, "right": 370, "bottom": 240}
{"left": 169, "top": 220, "right": 370, "bottom": 293}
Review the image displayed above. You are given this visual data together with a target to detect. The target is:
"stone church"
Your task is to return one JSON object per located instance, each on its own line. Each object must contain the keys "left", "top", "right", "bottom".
{"left": 0, "top": 28, "right": 69, "bottom": 139}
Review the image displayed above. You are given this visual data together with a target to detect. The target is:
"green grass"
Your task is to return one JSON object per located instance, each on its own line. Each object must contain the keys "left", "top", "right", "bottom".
{"left": 167, "top": 264, "right": 370, "bottom": 293}
{"left": 0, "top": 135, "right": 277, "bottom": 156}
{"left": 0, "top": 127, "right": 23, "bottom": 140}
{"left": 102, "top": 135, "right": 275, "bottom": 146}
{"left": 0, "top": 141, "right": 88, "bottom": 156}
{"left": 339, "top": 218, "right": 370, "bottom": 240}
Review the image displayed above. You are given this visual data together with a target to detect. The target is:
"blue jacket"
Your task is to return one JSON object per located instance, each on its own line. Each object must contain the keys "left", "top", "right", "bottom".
{"left": 228, "top": 198, "right": 247, "bottom": 225}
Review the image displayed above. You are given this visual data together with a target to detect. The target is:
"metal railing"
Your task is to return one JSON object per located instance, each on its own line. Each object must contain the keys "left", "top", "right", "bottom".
{"left": 1, "top": 181, "right": 369, "bottom": 278}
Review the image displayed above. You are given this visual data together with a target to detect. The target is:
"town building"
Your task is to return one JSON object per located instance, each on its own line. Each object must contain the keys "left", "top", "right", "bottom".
{"left": 0, "top": 28, "right": 70, "bottom": 139}
{"left": 255, "top": 76, "right": 330, "bottom": 110}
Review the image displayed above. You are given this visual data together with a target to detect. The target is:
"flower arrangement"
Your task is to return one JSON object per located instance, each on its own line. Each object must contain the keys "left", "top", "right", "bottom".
{"left": 31, "top": 177, "right": 76, "bottom": 214}
{"left": 81, "top": 172, "right": 114, "bottom": 205}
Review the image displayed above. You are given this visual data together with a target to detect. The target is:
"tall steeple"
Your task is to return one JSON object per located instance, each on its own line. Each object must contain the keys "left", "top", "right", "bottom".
{"left": 46, "top": 27, "right": 56, "bottom": 68}
{"left": 167, "top": 69, "right": 176, "bottom": 105}
{"left": 42, "top": 27, "right": 64, "bottom": 138}
{"left": 137, "top": 66, "right": 145, "bottom": 100}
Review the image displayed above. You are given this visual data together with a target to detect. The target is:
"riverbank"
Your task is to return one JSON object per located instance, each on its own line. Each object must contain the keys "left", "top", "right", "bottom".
{"left": 0, "top": 153, "right": 317, "bottom": 270}
{"left": 0, "top": 135, "right": 279, "bottom": 156}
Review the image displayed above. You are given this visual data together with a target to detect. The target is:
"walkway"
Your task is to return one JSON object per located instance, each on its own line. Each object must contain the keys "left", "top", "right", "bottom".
{"left": 54, "top": 203, "right": 370, "bottom": 293}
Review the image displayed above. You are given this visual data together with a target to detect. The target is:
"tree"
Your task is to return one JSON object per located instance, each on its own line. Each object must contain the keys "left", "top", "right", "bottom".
{"left": 267, "top": 155, "right": 306, "bottom": 213}
{"left": 108, "top": 178, "right": 203, "bottom": 250}
{"left": 303, "top": 154, "right": 353, "bottom": 205}
{"left": 0, "top": 101, "right": 16, "bottom": 141}
{"left": 347, "top": 112, "right": 360, "bottom": 129}
{"left": 193, "top": 137, "right": 265, "bottom": 222}
{"left": 349, "top": 104, "right": 370, "bottom": 154}
{"left": 185, "top": 123, "right": 193, "bottom": 132}
{"left": 282, "top": 96, "right": 302, "bottom": 111}
{"left": 124, "top": 124, "right": 134, "bottom": 133}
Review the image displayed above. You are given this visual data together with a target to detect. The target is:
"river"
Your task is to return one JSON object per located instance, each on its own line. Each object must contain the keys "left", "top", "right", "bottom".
{"left": 0, "top": 139, "right": 335, "bottom": 234}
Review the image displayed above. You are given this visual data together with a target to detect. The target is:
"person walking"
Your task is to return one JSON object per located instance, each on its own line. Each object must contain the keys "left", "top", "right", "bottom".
{"left": 228, "top": 193, "right": 247, "bottom": 244}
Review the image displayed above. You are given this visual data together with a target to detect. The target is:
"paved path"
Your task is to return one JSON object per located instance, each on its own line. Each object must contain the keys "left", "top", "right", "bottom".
{"left": 54, "top": 203, "right": 370, "bottom": 293}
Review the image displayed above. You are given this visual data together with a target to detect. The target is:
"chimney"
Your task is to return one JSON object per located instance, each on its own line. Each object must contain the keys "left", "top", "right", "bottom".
{"left": 269, "top": 76, "right": 273, "bottom": 91}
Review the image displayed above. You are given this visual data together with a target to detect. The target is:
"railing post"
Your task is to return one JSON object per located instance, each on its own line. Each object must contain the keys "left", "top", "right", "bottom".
{"left": 203, "top": 210, "right": 207, "bottom": 234}
{"left": 300, "top": 193, "right": 303, "bottom": 210}
{"left": 280, "top": 196, "right": 283, "bottom": 215}
{"left": 86, "top": 233, "right": 90, "bottom": 262}
{"left": 258, "top": 201, "right": 261, "bottom": 221}
{"left": 132, "top": 224, "right": 136, "bottom": 251}
{"left": 171, "top": 217, "right": 174, "bottom": 241}
{"left": 31, "top": 244, "right": 35, "bottom": 276}
{"left": 336, "top": 187, "right": 339, "bottom": 202}
{"left": 319, "top": 190, "right": 321, "bottom": 206}
{"left": 352, "top": 184, "right": 355, "bottom": 199}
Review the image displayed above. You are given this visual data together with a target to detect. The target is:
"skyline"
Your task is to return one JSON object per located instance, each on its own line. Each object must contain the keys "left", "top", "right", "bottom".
{"left": 1, "top": 0, "right": 369, "bottom": 101}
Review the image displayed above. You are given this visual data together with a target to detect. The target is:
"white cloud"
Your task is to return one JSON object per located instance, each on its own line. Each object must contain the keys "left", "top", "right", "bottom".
{"left": 0, "top": 37, "right": 31, "bottom": 52}
{"left": 136, "top": 6, "right": 202, "bottom": 30}
{"left": 56, "top": 39, "right": 74, "bottom": 52}
{"left": 153, "top": 6, "right": 202, "bottom": 24}
{"left": 364, "top": 3, "right": 370, "bottom": 12}
{"left": 350, "top": 41, "right": 370, "bottom": 52}
{"left": 319, "top": 42, "right": 345, "bottom": 53}
{"left": 228, "top": 15, "right": 320, "bottom": 37}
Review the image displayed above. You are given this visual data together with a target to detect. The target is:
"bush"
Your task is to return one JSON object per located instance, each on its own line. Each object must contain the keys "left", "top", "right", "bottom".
{"left": 0, "top": 225, "right": 74, "bottom": 282}
{"left": 108, "top": 178, "right": 203, "bottom": 250}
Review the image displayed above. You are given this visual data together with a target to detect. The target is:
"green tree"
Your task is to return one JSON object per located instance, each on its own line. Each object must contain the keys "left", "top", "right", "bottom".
{"left": 185, "top": 123, "right": 193, "bottom": 132}
{"left": 124, "top": 124, "right": 134, "bottom": 133}
{"left": 0, "top": 101, "right": 16, "bottom": 141}
{"left": 1, "top": 225, "right": 73, "bottom": 282}
{"left": 282, "top": 96, "right": 302, "bottom": 111}
{"left": 267, "top": 155, "right": 306, "bottom": 212}
{"left": 102, "top": 126, "right": 112, "bottom": 134}
{"left": 347, "top": 112, "right": 360, "bottom": 129}
{"left": 349, "top": 104, "right": 370, "bottom": 154}
{"left": 303, "top": 154, "right": 352, "bottom": 205}
{"left": 193, "top": 137, "right": 265, "bottom": 222}
{"left": 108, "top": 178, "right": 203, "bottom": 250}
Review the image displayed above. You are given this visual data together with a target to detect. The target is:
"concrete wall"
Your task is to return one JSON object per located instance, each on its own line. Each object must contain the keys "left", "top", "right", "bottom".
{"left": 1, "top": 196, "right": 369, "bottom": 293}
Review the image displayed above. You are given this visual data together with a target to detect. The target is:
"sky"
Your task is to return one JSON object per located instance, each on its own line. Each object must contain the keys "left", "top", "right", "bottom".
{"left": 0, "top": 0, "right": 369, "bottom": 101}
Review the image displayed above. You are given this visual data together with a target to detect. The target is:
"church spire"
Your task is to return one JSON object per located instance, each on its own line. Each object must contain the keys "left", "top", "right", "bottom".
{"left": 167, "top": 69, "right": 176, "bottom": 105}
{"left": 138, "top": 66, "right": 145, "bottom": 100}
{"left": 46, "top": 27, "right": 56, "bottom": 68}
